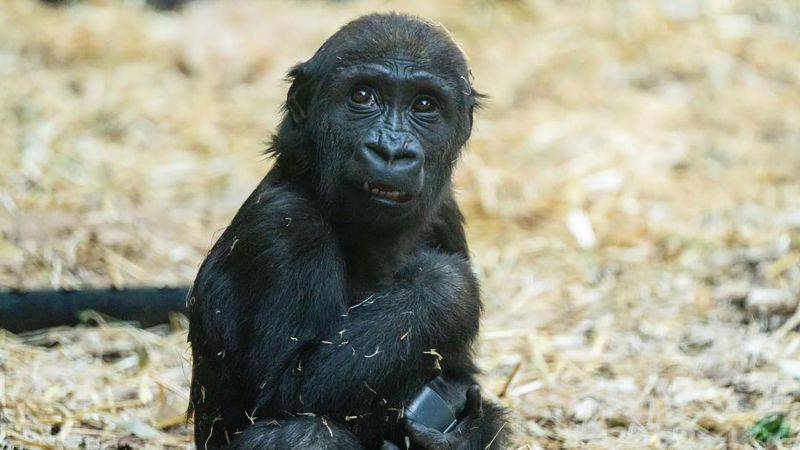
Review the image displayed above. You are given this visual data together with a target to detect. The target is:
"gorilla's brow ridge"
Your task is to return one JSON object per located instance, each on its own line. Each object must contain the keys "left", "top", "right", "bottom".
{"left": 335, "top": 62, "right": 462, "bottom": 95}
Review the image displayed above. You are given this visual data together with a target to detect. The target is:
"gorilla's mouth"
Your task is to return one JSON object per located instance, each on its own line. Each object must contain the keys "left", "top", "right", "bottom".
{"left": 360, "top": 181, "right": 412, "bottom": 203}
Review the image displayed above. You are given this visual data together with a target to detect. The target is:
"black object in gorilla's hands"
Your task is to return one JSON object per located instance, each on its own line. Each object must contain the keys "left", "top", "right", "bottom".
{"left": 405, "top": 375, "right": 459, "bottom": 433}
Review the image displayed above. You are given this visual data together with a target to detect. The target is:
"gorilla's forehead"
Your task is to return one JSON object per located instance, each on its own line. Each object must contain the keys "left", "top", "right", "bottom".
{"left": 303, "top": 14, "right": 475, "bottom": 100}
{"left": 335, "top": 60, "right": 450, "bottom": 85}
{"left": 335, "top": 58, "right": 466, "bottom": 94}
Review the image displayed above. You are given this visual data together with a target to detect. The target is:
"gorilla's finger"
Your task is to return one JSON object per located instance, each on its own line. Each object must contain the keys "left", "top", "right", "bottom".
{"left": 405, "top": 419, "right": 447, "bottom": 448}
{"left": 381, "top": 440, "right": 402, "bottom": 450}
{"left": 463, "top": 385, "right": 482, "bottom": 419}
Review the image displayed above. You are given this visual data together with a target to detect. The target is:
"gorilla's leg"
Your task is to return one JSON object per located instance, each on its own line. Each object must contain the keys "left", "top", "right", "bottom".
{"left": 229, "top": 416, "right": 363, "bottom": 450}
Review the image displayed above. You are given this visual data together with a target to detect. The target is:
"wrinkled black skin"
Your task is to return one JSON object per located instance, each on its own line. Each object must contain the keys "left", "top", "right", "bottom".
{"left": 188, "top": 13, "right": 508, "bottom": 450}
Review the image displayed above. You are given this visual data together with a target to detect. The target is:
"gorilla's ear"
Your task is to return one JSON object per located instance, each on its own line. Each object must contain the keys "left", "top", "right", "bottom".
{"left": 468, "top": 90, "right": 486, "bottom": 131}
{"left": 286, "top": 63, "right": 313, "bottom": 126}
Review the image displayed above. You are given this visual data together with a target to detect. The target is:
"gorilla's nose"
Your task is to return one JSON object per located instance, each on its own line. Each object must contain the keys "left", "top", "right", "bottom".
{"left": 359, "top": 134, "right": 423, "bottom": 174}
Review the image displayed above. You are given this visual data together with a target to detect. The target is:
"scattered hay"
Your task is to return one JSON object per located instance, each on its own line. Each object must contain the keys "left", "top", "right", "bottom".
{"left": 1, "top": 0, "right": 800, "bottom": 448}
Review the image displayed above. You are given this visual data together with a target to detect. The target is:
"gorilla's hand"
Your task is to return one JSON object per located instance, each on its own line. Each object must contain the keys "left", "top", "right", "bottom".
{"left": 405, "top": 385, "right": 483, "bottom": 450}
{"left": 396, "top": 251, "right": 478, "bottom": 309}
{"left": 398, "top": 249, "right": 469, "bottom": 279}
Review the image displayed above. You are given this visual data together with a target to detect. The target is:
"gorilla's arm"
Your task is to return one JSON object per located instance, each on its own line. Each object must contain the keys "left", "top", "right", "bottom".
{"left": 425, "top": 194, "right": 470, "bottom": 257}
{"left": 266, "top": 248, "right": 481, "bottom": 417}
{"left": 188, "top": 183, "right": 350, "bottom": 446}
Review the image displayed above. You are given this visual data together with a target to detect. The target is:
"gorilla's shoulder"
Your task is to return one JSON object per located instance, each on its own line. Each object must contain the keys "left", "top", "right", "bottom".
{"left": 226, "top": 180, "right": 334, "bottom": 247}
{"left": 237, "top": 179, "right": 319, "bottom": 218}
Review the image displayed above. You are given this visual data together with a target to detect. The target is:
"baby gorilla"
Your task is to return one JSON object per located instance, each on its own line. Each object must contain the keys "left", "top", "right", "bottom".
{"left": 188, "top": 13, "right": 509, "bottom": 450}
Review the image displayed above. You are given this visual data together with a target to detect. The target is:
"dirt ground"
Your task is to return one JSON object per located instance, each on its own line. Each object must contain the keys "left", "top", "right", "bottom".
{"left": 1, "top": 0, "right": 800, "bottom": 448}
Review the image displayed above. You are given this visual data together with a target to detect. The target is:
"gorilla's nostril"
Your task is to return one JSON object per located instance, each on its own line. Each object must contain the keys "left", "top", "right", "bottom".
{"left": 364, "top": 141, "right": 420, "bottom": 164}
{"left": 394, "top": 148, "right": 419, "bottom": 161}
{"left": 365, "top": 142, "right": 393, "bottom": 162}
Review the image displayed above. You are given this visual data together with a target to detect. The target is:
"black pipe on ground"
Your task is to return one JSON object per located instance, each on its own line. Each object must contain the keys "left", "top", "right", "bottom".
{"left": 0, "top": 286, "right": 189, "bottom": 333}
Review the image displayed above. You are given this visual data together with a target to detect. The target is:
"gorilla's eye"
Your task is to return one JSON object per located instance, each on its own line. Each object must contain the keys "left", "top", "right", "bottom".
{"left": 411, "top": 96, "right": 438, "bottom": 114}
{"left": 350, "top": 87, "right": 374, "bottom": 105}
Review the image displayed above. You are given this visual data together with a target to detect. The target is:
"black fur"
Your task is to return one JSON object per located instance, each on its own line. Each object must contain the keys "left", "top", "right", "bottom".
{"left": 188, "top": 13, "right": 507, "bottom": 450}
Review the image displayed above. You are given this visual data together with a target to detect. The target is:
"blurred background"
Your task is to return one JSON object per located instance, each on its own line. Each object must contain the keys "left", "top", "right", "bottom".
{"left": 1, "top": 0, "right": 800, "bottom": 448}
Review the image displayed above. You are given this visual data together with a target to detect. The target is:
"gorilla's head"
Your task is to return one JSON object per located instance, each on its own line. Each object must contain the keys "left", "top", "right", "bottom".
{"left": 271, "top": 13, "right": 480, "bottom": 229}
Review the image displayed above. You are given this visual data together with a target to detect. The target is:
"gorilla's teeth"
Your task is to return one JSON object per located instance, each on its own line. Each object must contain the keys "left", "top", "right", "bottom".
{"left": 363, "top": 182, "right": 406, "bottom": 201}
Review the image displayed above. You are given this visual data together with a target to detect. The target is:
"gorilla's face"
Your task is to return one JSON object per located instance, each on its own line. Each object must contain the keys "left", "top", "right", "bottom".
{"left": 312, "top": 59, "right": 471, "bottom": 228}
{"left": 278, "top": 14, "right": 479, "bottom": 229}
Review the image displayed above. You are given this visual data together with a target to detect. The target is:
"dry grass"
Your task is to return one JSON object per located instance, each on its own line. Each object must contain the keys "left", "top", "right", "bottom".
{"left": 2, "top": 0, "right": 800, "bottom": 448}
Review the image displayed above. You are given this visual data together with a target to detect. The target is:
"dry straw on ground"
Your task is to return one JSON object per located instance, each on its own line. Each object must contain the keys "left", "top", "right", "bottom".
{"left": 1, "top": 0, "right": 800, "bottom": 448}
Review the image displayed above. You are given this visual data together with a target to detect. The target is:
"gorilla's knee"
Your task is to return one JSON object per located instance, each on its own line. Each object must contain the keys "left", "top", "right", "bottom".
{"left": 229, "top": 417, "right": 362, "bottom": 450}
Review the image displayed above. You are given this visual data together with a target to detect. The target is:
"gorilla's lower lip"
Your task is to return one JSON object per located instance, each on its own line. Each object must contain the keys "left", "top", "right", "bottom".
{"left": 360, "top": 181, "right": 412, "bottom": 203}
